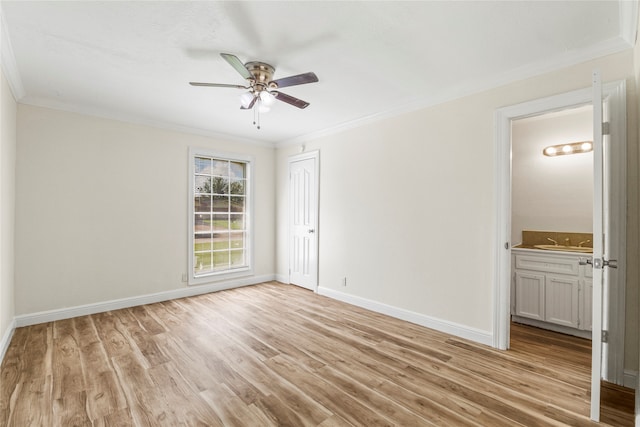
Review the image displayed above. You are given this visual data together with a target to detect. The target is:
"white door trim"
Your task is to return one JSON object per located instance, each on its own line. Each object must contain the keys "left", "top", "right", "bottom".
{"left": 288, "top": 150, "right": 320, "bottom": 291}
{"left": 493, "top": 81, "right": 627, "bottom": 385}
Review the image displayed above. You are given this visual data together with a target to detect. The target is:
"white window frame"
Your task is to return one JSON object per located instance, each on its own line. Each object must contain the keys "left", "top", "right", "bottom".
{"left": 188, "top": 147, "right": 254, "bottom": 285}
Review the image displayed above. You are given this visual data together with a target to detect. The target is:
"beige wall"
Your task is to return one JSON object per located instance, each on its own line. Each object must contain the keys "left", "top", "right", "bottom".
{"left": 276, "top": 50, "right": 639, "bottom": 371}
{"left": 14, "top": 105, "right": 275, "bottom": 314}
{"left": 0, "top": 69, "right": 17, "bottom": 347}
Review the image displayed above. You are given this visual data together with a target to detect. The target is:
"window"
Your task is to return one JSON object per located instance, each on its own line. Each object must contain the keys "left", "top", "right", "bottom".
{"left": 189, "top": 149, "right": 252, "bottom": 283}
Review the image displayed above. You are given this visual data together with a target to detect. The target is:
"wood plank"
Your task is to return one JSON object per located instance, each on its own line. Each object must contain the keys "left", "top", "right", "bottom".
{"left": 0, "top": 282, "right": 633, "bottom": 426}
{"left": 52, "top": 319, "right": 85, "bottom": 399}
{"left": 0, "top": 327, "right": 29, "bottom": 425}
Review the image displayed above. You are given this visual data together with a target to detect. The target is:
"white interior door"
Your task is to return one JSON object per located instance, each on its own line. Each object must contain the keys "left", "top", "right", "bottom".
{"left": 590, "top": 68, "right": 617, "bottom": 422}
{"left": 288, "top": 152, "right": 319, "bottom": 291}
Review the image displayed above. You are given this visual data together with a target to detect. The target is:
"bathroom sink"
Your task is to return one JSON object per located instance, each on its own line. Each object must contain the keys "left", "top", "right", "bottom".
{"left": 533, "top": 244, "right": 593, "bottom": 253}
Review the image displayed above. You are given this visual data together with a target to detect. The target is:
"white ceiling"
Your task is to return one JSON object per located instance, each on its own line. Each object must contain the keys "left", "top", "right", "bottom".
{"left": 0, "top": 1, "right": 636, "bottom": 145}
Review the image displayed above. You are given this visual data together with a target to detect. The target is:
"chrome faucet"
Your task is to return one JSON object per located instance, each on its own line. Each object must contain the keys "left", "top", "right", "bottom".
{"left": 578, "top": 239, "right": 591, "bottom": 248}
{"left": 547, "top": 237, "right": 559, "bottom": 246}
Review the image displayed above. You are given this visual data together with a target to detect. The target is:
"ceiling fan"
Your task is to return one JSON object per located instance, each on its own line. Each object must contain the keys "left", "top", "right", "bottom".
{"left": 189, "top": 53, "right": 319, "bottom": 128}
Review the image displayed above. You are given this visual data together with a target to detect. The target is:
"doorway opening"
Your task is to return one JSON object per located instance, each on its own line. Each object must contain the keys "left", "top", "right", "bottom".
{"left": 493, "top": 80, "right": 628, "bottom": 420}
{"left": 510, "top": 105, "right": 594, "bottom": 342}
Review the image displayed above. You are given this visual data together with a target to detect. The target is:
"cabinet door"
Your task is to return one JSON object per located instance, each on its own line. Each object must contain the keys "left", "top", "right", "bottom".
{"left": 545, "top": 275, "right": 579, "bottom": 328}
{"left": 581, "top": 278, "right": 593, "bottom": 331}
{"left": 515, "top": 271, "right": 545, "bottom": 321}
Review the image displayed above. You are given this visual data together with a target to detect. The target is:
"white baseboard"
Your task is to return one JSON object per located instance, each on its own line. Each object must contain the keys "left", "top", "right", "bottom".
{"left": 317, "top": 286, "right": 493, "bottom": 346}
{"left": 275, "top": 274, "right": 289, "bottom": 284}
{"left": 14, "top": 274, "right": 276, "bottom": 328}
{"left": 0, "top": 318, "right": 16, "bottom": 365}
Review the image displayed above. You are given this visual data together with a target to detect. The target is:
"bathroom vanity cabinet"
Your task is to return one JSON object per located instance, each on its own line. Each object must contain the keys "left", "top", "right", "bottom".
{"left": 511, "top": 248, "right": 592, "bottom": 338}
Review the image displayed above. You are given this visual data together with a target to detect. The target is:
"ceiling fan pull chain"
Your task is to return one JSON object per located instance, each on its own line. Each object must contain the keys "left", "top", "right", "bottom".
{"left": 253, "top": 100, "right": 257, "bottom": 128}
{"left": 255, "top": 98, "right": 261, "bottom": 129}
{"left": 257, "top": 106, "right": 261, "bottom": 130}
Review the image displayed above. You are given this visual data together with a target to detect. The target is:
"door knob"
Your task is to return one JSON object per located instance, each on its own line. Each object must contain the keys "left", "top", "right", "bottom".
{"left": 580, "top": 257, "right": 617, "bottom": 269}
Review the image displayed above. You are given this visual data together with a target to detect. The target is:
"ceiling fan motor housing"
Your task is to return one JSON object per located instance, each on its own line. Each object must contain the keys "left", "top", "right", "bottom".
{"left": 245, "top": 61, "right": 277, "bottom": 93}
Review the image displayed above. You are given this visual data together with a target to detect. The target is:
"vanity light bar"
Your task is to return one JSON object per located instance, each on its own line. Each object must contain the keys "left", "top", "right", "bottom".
{"left": 543, "top": 141, "right": 593, "bottom": 157}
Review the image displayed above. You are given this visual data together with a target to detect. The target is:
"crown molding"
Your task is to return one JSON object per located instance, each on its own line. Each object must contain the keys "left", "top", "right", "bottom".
{"left": 619, "top": 0, "right": 639, "bottom": 46}
{"left": 20, "top": 96, "right": 275, "bottom": 149}
{"left": 0, "top": 5, "right": 25, "bottom": 100}
{"left": 275, "top": 36, "right": 630, "bottom": 148}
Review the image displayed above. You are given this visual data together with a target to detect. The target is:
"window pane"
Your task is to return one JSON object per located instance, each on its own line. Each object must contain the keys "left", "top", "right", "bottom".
{"left": 230, "top": 232, "right": 244, "bottom": 249}
{"left": 230, "top": 214, "right": 244, "bottom": 230}
{"left": 230, "top": 196, "right": 245, "bottom": 212}
{"left": 230, "top": 179, "right": 245, "bottom": 195}
{"left": 212, "top": 232, "right": 230, "bottom": 250}
{"left": 195, "top": 157, "right": 211, "bottom": 174}
{"left": 195, "top": 252, "right": 213, "bottom": 273}
{"left": 194, "top": 195, "right": 211, "bottom": 212}
{"left": 211, "top": 160, "right": 229, "bottom": 176}
{"left": 210, "top": 177, "right": 229, "bottom": 195}
{"left": 195, "top": 176, "right": 211, "bottom": 194}
{"left": 230, "top": 250, "right": 245, "bottom": 267}
{"left": 194, "top": 235, "right": 213, "bottom": 251}
{"left": 213, "top": 251, "right": 230, "bottom": 270}
{"left": 213, "top": 196, "right": 229, "bottom": 212}
{"left": 212, "top": 214, "right": 229, "bottom": 231}
{"left": 230, "top": 162, "right": 246, "bottom": 179}
{"left": 194, "top": 214, "right": 212, "bottom": 233}
{"left": 192, "top": 155, "right": 249, "bottom": 278}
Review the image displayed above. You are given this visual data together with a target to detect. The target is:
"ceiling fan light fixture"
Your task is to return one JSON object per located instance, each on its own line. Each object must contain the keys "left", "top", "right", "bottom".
{"left": 239, "top": 91, "right": 255, "bottom": 109}
{"left": 259, "top": 90, "right": 275, "bottom": 107}
{"left": 258, "top": 103, "right": 271, "bottom": 114}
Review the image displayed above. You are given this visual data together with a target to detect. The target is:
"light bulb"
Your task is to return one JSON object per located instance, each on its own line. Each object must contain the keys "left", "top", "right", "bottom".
{"left": 259, "top": 91, "right": 275, "bottom": 107}
{"left": 239, "top": 91, "right": 254, "bottom": 109}
{"left": 562, "top": 145, "right": 573, "bottom": 154}
{"left": 581, "top": 142, "right": 592, "bottom": 151}
{"left": 544, "top": 147, "right": 556, "bottom": 156}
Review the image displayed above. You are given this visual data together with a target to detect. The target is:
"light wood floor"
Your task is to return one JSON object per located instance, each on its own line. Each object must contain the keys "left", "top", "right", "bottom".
{"left": 0, "top": 281, "right": 634, "bottom": 426}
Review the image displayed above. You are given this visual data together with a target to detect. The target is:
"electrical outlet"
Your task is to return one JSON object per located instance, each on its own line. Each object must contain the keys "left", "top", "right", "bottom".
{"left": 181, "top": 273, "right": 188, "bottom": 283}
{"left": 342, "top": 277, "right": 347, "bottom": 287}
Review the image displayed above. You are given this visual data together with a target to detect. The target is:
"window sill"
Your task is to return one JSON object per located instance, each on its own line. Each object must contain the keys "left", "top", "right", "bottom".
{"left": 188, "top": 267, "right": 253, "bottom": 286}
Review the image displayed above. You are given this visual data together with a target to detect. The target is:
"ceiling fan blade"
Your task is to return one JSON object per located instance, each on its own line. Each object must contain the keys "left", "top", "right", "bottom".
{"left": 220, "top": 53, "right": 253, "bottom": 80}
{"left": 271, "top": 72, "right": 318, "bottom": 89}
{"left": 273, "top": 91, "right": 310, "bottom": 109}
{"left": 189, "top": 82, "right": 248, "bottom": 89}
{"left": 240, "top": 96, "right": 257, "bottom": 110}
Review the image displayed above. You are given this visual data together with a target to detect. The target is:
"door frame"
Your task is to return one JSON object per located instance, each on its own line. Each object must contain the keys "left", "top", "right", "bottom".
{"left": 288, "top": 150, "right": 320, "bottom": 291}
{"left": 493, "top": 81, "right": 627, "bottom": 384}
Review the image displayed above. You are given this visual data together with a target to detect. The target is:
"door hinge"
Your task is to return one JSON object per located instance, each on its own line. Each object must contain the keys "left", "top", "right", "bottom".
{"left": 602, "top": 121, "right": 610, "bottom": 136}
{"left": 602, "top": 330, "right": 609, "bottom": 343}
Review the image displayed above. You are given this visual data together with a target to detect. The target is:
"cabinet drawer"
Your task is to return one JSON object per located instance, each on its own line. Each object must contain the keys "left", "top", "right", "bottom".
{"left": 515, "top": 254, "right": 579, "bottom": 276}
